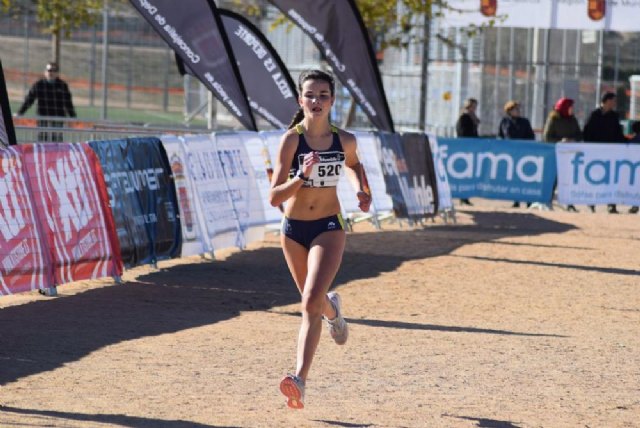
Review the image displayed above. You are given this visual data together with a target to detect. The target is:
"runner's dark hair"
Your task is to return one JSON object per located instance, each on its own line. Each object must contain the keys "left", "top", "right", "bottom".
{"left": 288, "top": 69, "right": 335, "bottom": 129}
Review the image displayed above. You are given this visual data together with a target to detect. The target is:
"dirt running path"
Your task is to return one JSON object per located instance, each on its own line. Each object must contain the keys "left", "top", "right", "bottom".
{"left": 1, "top": 202, "right": 638, "bottom": 427}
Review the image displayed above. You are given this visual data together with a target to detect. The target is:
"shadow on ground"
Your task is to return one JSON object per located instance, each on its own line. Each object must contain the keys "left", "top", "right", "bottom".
{"left": 271, "top": 310, "right": 567, "bottom": 338}
{"left": 444, "top": 414, "right": 522, "bottom": 428}
{"left": 0, "top": 405, "right": 235, "bottom": 428}
{"left": 0, "top": 212, "right": 576, "bottom": 387}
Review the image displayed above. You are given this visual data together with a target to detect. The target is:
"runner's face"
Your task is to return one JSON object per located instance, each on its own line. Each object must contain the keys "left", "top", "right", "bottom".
{"left": 299, "top": 79, "right": 334, "bottom": 119}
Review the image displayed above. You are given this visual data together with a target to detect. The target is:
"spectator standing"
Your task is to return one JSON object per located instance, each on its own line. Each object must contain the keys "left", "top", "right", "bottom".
{"left": 583, "top": 92, "right": 626, "bottom": 214}
{"left": 542, "top": 98, "right": 582, "bottom": 143}
{"left": 498, "top": 100, "right": 535, "bottom": 140}
{"left": 499, "top": 100, "right": 535, "bottom": 208}
{"left": 16, "top": 62, "right": 76, "bottom": 142}
{"left": 543, "top": 98, "right": 583, "bottom": 212}
{"left": 455, "top": 97, "right": 479, "bottom": 206}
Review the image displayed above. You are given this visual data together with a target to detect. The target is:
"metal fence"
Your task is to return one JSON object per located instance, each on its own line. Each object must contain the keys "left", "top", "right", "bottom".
{"left": 13, "top": 117, "right": 205, "bottom": 145}
{"left": 2, "top": 3, "right": 639, "bottom": 136}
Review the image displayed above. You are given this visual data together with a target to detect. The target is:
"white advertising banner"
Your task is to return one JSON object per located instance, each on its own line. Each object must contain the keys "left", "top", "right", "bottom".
{"left": 352, "top": 131, "right": 394, "bottom": 214}
{"left": 442, "top": 0, "right": 552, "bottom": 29}
{"left": 160, "top": 135, "right": 211, "bottom": 257}
{"left": 556, "top": 143, "right": 640, "bottom": 206}
{"left": 441, "top": 0, "right": 640, "bottom": 32}
{"left": 427, "top": 133, "right": 454, "bottom": 211}
{"left": 212, "top": 132, "right": 266, "bottom": 248}
{"left": 238, "top": 131, "right": 283, "bottom": 226}
{"left": 260, "top": 130, "right": 283, "bottom": 173}
{"left": 181, "top": 134, "right": 240, "bottom": 251}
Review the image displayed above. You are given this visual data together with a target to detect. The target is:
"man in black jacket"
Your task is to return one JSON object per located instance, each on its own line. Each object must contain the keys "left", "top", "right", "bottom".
{"left": 583, "top": 92, "right": 626, "bottom": 214}
{"left": 455, "top": 97, "right": 479, "bottom": 206}
{"left": 16, "top": 62, "right": 76, "bottom": 142}
{"left": 498, "top": 100, "right": 536, "bottom": 208}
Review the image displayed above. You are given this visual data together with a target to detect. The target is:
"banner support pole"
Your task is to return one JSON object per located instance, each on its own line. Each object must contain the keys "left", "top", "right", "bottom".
{"left": 595, "top": 29, "right": 604, "bottom": 106}
{"left": 418, "top": 13, "right": 431, "bottom": 131}
{"left": 207, "top": 92, "right": 217, "bottom": 130}
{"left": 100, "top": 0, "right": 109, "bottom": 120}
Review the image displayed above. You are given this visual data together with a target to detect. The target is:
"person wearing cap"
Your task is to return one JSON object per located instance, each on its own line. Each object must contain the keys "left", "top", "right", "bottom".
{"left": 16, "top": 61, "right": 76, "bottom": 142}
{"left": 543, "top": 98, "right": 583, "bottom": 212}
{"left": 498, "top": 100, "right": 535, "bottom": 208}
{"left": 583, "top": 92, "right": 626, "bottom": 214}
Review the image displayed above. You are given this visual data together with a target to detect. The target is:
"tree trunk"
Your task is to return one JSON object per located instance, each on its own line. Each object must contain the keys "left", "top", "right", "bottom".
{"left": 51, "top": 29, "right": 61, "bottom": 65}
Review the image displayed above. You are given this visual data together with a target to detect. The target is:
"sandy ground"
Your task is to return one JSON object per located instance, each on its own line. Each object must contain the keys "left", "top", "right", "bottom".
{"left": 0, "top": 201, "right": 639, "bottom": 428}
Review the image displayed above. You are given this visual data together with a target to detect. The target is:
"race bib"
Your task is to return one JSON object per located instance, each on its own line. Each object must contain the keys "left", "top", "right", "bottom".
{"left": 300, "top": 151, "right": 345, "bottom": 187}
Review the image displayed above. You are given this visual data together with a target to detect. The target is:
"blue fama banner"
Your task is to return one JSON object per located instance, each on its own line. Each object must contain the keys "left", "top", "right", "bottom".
{"left": 437, "top": 138, "right": 557, "bottom": 203}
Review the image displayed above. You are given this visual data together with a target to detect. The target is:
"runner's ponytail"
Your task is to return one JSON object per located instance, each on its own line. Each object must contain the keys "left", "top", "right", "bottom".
{"left": 288, "top": 108, "right": 305, "bottom": 130}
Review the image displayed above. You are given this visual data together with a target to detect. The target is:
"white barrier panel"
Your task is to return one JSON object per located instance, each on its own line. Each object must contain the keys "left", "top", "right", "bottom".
{"left": 427, "top": 133, "right": 453, "bottom": 211}
{"left": 337, "top": 131, "right": 395, "bottom": 217}
{"left": 337, "top": 170, "right": 361, "bottom": 215}
{"left": 261, "top": 130, "right": 287, "bottom": 219}
{"left": 260, "top": 130, "right": 282, "bottom": 175}
{"left": 556, "top": 143, "right": 640, "bottom": 206}
{"left": 238, "top": 131, "right": 282, "bottom": 226}
{"left": 182, "top": 134, "right": 239, "bottom": 251}
{"left": 161, "top": 135, "right": 212, "bottom": 257}
{"left": 213, "top": 132, "right": 266, "bottom": 248}
{"left": 356, "top": 131, "right": 394, "bottom": 214}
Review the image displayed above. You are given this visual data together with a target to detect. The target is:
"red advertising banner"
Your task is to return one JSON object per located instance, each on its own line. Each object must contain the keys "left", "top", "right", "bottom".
{"left": 19, "top": 143, "right": 122, "bottom": 286}
{"left": 0, "top": 147, "right": 51, "bottom": 294}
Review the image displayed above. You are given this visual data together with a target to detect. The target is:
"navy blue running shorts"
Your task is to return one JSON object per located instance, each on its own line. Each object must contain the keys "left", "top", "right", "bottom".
{"left": 281, "top": 214, "right": 345, "bottom": 250}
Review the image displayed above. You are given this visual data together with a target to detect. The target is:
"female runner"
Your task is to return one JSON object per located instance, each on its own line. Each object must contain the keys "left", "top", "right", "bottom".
{"left": 269, "top": 69, "right": 372, "bottom": 409}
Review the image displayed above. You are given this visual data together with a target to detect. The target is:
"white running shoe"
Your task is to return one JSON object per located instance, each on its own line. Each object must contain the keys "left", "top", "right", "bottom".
{"left": 280, "top": 374, "right": 305, "bottom": 409}
{"left": 326, "top": 292, "right": 349, "bottom": 345}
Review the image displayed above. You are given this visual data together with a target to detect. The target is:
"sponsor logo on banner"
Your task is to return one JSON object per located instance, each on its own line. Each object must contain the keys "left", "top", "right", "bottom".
{"left": 27, "top": 143, "right": 116, "bottom": 285}
{"left": 46, "top": 149, "right": 94, "bottom": 243}
{"left": 103, "top": 167, "right": 165, "bottom": 227}
{"left": 443, "top": 148, "right": 544, "bottom": 183}
{"left": 588, "top": 0, "right": 605, "bottom": 21}
{"left": 439, "top": 138, "right": 556, "bottom": 202}
{"left": 556, "top": 143, "right": 640, "bottom": 205}
{"left": 400, "top": 133, "right": 437, "bottom": 216}
{"left": 427, "top": 134, "right": 453, "bottom": 211}
{"left": 570, "top": 152, "right": 639, "bottom": 186}
{"left": 480, "top": 0, "right": 497, "bottom": 17}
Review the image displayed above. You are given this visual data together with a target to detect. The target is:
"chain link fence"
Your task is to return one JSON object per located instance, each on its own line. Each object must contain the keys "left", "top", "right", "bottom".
{"left": 2, "top": 3, "right": 639, "bottom": 138}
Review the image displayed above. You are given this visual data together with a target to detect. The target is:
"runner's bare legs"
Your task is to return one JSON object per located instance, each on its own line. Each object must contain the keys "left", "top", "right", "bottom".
{"left": 281, "top": 230, "right": 345, "bottom": 381}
